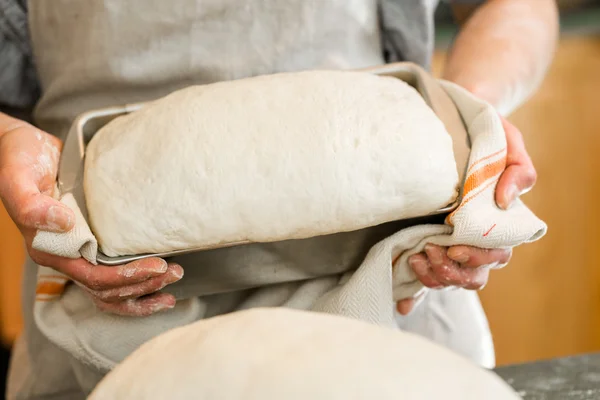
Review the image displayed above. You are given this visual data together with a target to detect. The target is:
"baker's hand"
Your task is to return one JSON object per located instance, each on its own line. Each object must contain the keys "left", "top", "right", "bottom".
{"left": 0, "top": 116, "right": 182, "bottom": 317}
{"left": 397, "top": 117, "right": 536, "bottom": 315}
{"left": 31, "top": 251, "right": 183, "bottom": 317}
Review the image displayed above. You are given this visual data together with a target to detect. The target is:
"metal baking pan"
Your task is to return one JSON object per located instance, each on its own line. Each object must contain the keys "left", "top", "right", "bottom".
{"left": 58, "top": 62, "right": 470, "bottom": 266}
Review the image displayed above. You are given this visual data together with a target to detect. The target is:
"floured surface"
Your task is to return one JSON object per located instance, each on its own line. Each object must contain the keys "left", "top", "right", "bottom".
{"left": 89, "top": 308, "right": 520, "bottom": 400}
{"left": 84, "top": 70, "right": 458, "bottom": 257}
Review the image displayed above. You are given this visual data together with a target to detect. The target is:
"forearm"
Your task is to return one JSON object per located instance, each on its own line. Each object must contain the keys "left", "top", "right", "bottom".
{"left": 443, "top": 0, "right": 559, "bottom": 115}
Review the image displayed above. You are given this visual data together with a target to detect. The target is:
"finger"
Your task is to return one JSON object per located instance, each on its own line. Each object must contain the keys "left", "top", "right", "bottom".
{"left": 29, "top": 249, "right": 171, "bottom": 291}
{"left": 396, "top": 291, "right": 427, "bottom": 316}
{"left": 430, "top": 259, "right": 486, "bottom": 288}
{"left": 424, "top": 244, "right": 460, "bottom": 285}
{"left": 396, "top": 298, "right": 415, "bottom": 315}
{"left": 496, "top": 165, "right": 536, "bottom": 210}
{"left": 92, "top": 292, "right": 176, "bottom": 317}
{"left": 0, "top": 171, "right": 74, "bottom": 232}
{"left": 496, "top": 118, "right": 537, "bottom": 210}
{"left": 87, "top": 263, "right": 183, "bottom": 303}
{"left": 447, "top": 246, "right": 512, "bottom": 269}
{"left": 425, "top": 244, "right": 481, "bottom": 287}
{"left": 430, "top": 260, "right": 489, "bottom": 289}
{"left": 463, "top": 268, "right": 490, "bottom": 290}
{"left": 64, "top": 258, "right": 171, "bottom": 291}
{"left": 408, "top": 253, "right": 443, "bottom": 288}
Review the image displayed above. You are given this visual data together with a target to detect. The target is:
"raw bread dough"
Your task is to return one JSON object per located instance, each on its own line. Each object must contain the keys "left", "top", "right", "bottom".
{"left": 89, "top": 308, "right": 520, "bottom": 400}
{"left": 84, "top": 70, "right": 459, "bottom": 257}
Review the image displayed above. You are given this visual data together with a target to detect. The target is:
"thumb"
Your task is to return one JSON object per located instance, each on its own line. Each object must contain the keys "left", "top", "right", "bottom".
{"left": 1, "top": 172, "right": 75, "bottom": 233}
{"left": 495, "top": 117, "right": 536, "bottom": 210}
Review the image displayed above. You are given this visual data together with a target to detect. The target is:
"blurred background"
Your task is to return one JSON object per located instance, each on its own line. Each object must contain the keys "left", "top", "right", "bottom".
{"left": 1, "top": 0, "right": 600, "bottom": 396}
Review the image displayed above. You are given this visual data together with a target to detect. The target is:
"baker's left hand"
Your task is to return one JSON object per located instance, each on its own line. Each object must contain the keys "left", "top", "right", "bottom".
{"left": 396, "top": 117, "right": 536, "bottom": 315}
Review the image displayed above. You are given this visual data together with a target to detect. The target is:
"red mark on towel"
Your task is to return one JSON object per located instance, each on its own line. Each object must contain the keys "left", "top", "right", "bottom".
{"left": 483, "top": 224, "right": 497, "bottom": 237}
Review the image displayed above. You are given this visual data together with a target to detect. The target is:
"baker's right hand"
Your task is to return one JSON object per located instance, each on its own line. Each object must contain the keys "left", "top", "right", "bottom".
{"left": 0, "top": 113, "right": 183, "bottom": 316}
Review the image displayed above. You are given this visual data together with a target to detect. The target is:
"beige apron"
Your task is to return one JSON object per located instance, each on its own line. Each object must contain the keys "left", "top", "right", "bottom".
{"left": 8, "top": 1, "right": 493, "bottom": 398}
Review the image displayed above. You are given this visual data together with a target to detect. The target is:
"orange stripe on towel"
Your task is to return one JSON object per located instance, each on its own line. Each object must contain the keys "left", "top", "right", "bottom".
{"left": 446, "top": 180, "right": 497, "bottom": 226}
{"left": 462, "top": 156, "right": 506, "bottom": 198}
{"left": 36, "top": 280, "right": 67, "bottom": 297}
{"left": 446, "top": 155, "right": 507, "bottom": 226}
{"left": 466, "top": 148, "right": 506, "bottom": 175}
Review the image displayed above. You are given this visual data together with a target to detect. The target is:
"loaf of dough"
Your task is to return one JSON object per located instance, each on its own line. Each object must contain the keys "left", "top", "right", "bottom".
{"left": 84, "top": 70, "right": 459, "bottom": 257}
{"left": 89, "top": 308, "right": 520, "bottom": 400}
